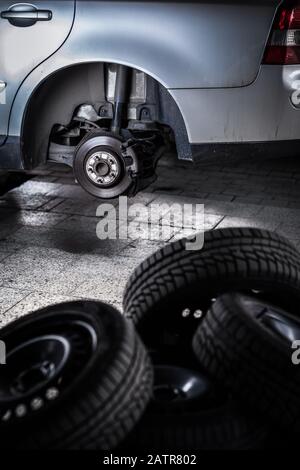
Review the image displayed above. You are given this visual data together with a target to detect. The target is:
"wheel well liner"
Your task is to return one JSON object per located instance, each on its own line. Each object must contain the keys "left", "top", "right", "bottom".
{"left": 22, "top": 62, "right": 192, "bottom": 170}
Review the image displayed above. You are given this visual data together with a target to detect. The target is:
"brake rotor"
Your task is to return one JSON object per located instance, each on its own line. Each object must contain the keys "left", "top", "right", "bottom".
{"left": 74, "top": 133, "right": 139, "bottom": 199}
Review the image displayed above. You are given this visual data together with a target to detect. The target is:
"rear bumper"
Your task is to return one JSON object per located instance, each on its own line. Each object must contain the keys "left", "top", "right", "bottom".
{"left": 170, "top": 65, "right": 300, "bottom": 145}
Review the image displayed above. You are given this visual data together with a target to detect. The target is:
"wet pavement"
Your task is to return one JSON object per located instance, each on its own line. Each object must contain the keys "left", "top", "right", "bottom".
{"left": 0, "top": 151, "right": 300, "bottom": 325}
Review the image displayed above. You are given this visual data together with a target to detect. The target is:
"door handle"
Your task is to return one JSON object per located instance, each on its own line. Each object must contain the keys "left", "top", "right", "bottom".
{"left": 1, "top": 4, "right": 52, "bottom": 27}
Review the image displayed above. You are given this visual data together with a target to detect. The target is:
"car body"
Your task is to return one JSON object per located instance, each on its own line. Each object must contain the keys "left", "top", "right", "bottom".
{"left": 0, "top": 0, "right": 299, "bottom": 198}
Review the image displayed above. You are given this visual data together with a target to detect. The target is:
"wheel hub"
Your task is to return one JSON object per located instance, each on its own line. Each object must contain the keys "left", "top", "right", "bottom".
{"left": 12, "top": 361, "right": 55, "bottom": 395}
{"left": 85, "top": 150, "right": 121, "bottom": 187}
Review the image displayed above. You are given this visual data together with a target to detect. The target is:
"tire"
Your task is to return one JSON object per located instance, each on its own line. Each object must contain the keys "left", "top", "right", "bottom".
{"left": 123, "top": 355, "right": 266, "bottom": 451}
{"left": 0, "top": 301, "right": 153, "bottom": 450}
{"left": 123, "top": 228, "right": 300, "bottom": 352}
{"left": 192, "top": 292, "right": 300, "bottom": 434}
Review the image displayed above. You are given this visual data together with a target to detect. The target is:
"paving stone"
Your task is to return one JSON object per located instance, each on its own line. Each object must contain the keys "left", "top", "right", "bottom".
{"left": 26, "top": 169, "right": 52, "bottom": 176}
{"left": 287, "top": 201, "right": 300, "bottom": 209}
{"left": 0, "top": 224, "right": 22, "bottom": 241}
{"left": 0, "top": 242, "right": 20, "bottom": 256}
{"left": 258, "top": 206, "right": 300, "bottom": 223}
{"left": 119, "top": 239, "right": 165, "bottom": 259}
{"left": 277, "top": 224, "right": 300, "bottom": 241}
{"left": 5, "top": 226, "right": 130, "bottom": 256}
{"left": 45, "top": 163, "right": 71, "bottom": 173}
{"left": 72, "top": 278, "right": 124, "bottom": 311}
{"left": 0, "top": 152, "right": 300, "bottom": 318}
{"left": 55, "top": 215, "right": 99, "bottom": 233}
{"left": 160, "top": 209, "right": 223, "bottom": 231}
{"left": 37, "top": 269, "right": 93, "bottom": 296}
{"left": 171, "top": 228, "right": 204, "bottom": 244}
{"left": 0, "top": 199, "right": 14, "bottom": 210}
{"left": 215, "top": 216, "right": 281, "bottom": 231}
{"left": 46, "top": 184, "right": 94, "bottom": 200}
{"left": 0, "top": 248, "right": 75, "bottom": 292}
{"left": 3, "top": 210, "right": 69, "bottom": 228}
{"left": 204, "top": 201, "right": 263, "bottom": 218}
{"left": 31, "top": 175, "right": 59, "bottom": 183}
{"left": 205, "top": 194, "right": 235, "bottom": 202}
{"left": 8, "top": 181, "right": 61, "bottom": 196}
{"left": 0, "top": 193, "right": 54, "bottom": 210}
{"left": 0, "top": 287, "right": 29, "bottom": 318}
{"left": 0, "top": 208, "right": 18, "bottom": 222}
{"left": 0, "top": 252, "right": 12, "bottom": 262}
{"left": 180, "top": 192, "right": 209, "bottom": 199}
{"left": 52, "top": 198, "right": 118, "bottom": 216}
{"left": 53, "top": 177, "right": 76, "bottom": 185}
{"left": 119, "top": 220, "right": 181, "bottom": 242}
{"left": 38, "top": 197, "right": 66, "bottom": 212}
{"left": 1, "top": 292, "right": 80, "bottom": 327}
{"left": 233, "top": 196, "right": 265, "bottom": 205}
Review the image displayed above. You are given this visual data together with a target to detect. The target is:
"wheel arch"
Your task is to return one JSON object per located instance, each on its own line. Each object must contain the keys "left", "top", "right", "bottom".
{"left": 20, "top": 61, "right": 192, "bottom": 170}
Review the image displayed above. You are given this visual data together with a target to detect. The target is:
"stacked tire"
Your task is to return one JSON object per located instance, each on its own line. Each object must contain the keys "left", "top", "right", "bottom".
{"left": 123, "top": 228, "right": 300, "bottom": 450}
{"left": 192, "top": 292, "right": 300, "bottom": 436}
{"left": 1, "top": 228, "right": 300, "bottom": 450}
{"left": 0, "top": 301, "right": 153, "bottom": 450}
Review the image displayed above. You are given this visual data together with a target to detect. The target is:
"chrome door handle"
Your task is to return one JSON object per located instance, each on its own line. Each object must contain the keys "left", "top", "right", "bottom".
{"left": 1, "top": 10, "right": 52, "bottom": 20}
{"left": 1, "top": 4, "right": 52, "bottom": 27}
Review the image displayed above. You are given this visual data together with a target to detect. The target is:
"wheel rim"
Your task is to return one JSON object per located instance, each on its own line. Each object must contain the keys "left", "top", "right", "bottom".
{"left": 153, "top": 365, "right": 210, "bottom": 405}
{"left": 144, "top": 281, "right": 299, "bottom": 350}
{"left": 0, "top": 315, "right": 98, "bottom": 424}
{"left": 1, "top": 335, "right": 70, "bottom": 401}
{"left": 239, "top": 296, "right": 300, "bottom": 343}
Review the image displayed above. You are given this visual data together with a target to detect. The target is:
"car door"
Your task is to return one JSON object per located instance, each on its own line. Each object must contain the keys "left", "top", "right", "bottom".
{"left": 0, "top": 0, "right": 75, "bottom": 145}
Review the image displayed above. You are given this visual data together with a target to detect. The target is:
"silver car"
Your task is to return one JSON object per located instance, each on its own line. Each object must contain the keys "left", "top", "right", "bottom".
{"left": 0, "top": 0, "right": 299, "bottom": 199}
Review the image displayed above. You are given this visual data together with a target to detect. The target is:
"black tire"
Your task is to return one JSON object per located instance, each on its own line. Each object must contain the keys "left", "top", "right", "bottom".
{"left": 123, "top": 228, "right": 300, "bottom": 351}
{"left": 123, "top": 356, "right": 266, "bottom": 451}
{"left": 124, "top": 405, "right": 266, "bottom": 451}
{"left": 192, "top": 292, "right": 300, "bottom": 434}
{"left": 0, "top": 301, "right": 153, "bottom": 450}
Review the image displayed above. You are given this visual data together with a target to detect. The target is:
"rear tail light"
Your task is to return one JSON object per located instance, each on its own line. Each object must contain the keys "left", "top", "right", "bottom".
{"left": 263, "top": 1, "right": 300, "bottom": 64}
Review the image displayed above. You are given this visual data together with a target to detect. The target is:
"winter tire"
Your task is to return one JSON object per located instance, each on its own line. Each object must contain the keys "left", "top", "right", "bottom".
{"left": 123, "top": 352, "right": 266, "bottom": 450}
{"left": 123, "top": 228, "right": 300, "bottom": 351}
{"left": 0, "top": 301, "right": 153, "bottom": 450}
{"left": 193, "top": 292, "right": 300, "bottom": 433}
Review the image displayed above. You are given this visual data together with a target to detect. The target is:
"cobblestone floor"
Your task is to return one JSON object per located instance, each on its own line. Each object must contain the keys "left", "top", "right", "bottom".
{"left": 0, "top": 150, "right": 300, "bottom": 325}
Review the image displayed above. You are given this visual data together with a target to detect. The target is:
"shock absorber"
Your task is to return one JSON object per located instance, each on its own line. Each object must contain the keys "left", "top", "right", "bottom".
{"left": 111, "top": 65, "right": 132, "bottom": 134}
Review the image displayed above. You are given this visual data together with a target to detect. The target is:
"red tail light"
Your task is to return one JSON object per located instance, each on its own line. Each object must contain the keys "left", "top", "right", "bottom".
{"left": 263, "top": 1, "right": 300, "bottom": 64}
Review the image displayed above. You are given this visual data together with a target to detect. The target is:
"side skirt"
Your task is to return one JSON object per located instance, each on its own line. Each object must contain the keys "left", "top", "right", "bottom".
{"left": 0, "top": 137, "right": 24, "bottom": 170}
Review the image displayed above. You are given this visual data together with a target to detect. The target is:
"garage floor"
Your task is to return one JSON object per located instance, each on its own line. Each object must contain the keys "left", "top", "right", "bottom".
{"left": 0, "top": 151, "right": 300, "bottom": 326}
